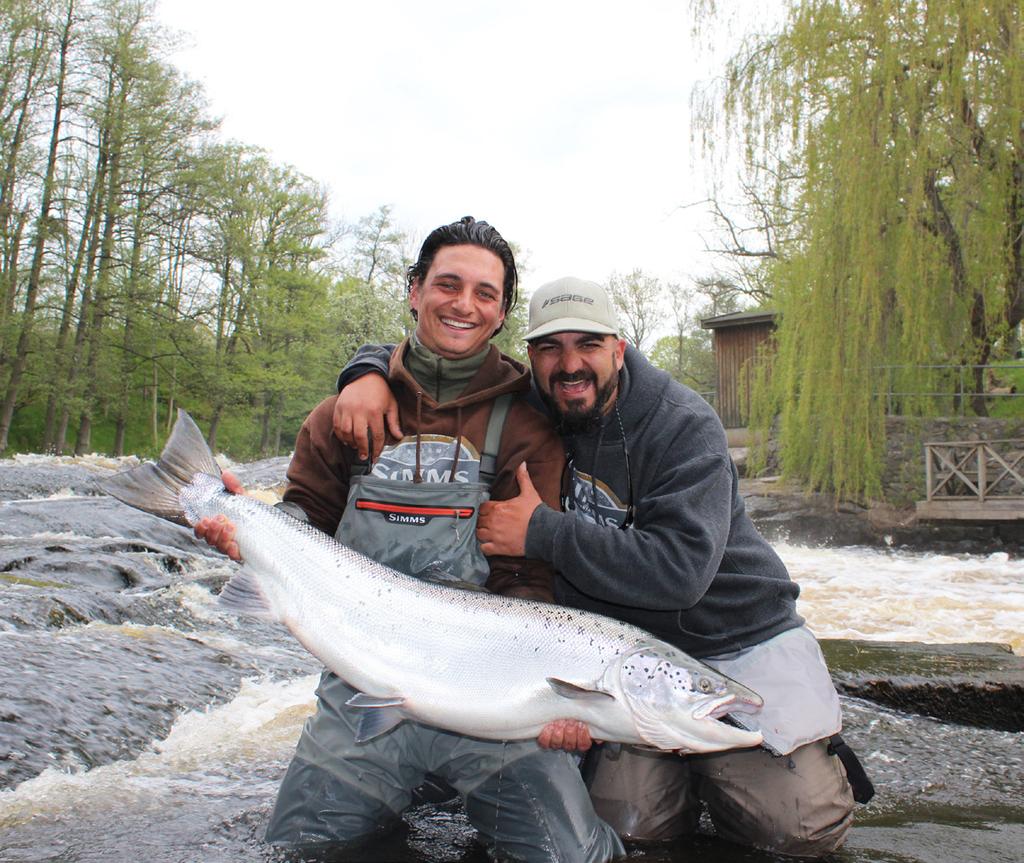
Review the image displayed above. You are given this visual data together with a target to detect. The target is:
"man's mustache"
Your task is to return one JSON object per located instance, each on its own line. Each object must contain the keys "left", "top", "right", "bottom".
{"left": 550, "top": 371, "right": 596, "bottom": 386}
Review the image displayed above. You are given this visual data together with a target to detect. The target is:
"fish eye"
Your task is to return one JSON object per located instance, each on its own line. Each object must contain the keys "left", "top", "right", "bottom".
{"left": 697, "top": 677, "right": 713, "bottom": 693}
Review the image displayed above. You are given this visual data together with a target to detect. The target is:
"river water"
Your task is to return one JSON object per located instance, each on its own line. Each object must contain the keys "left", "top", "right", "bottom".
{"left": 1, "top": 455, "right": 1021, "bottom": 863}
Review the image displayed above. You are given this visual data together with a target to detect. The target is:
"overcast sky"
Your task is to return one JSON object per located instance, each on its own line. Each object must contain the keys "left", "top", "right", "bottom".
{"left": 156, "top": 1, "right": 765, "bottom": 304}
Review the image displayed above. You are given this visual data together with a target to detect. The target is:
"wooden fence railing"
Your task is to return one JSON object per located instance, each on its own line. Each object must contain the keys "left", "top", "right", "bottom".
{"left": 924, "top": 440, "right": 1024, "bottom": 502}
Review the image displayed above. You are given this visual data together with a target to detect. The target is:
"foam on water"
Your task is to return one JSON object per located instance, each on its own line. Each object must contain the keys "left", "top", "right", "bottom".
{"left": 3, "top": 452, "right": 140, "bottom": 470}
{"left": 778, "top": 544, "right": 1024, "bottom": 652}
{"left": 0, "top": 674, "right": 317, "bottom": 824}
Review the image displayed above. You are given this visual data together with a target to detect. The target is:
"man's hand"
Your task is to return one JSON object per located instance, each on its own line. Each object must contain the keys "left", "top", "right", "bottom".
{"left": 537, "top": 719, "right": 594, "bottom": 752}
{"left": 332, "top": 373, "right": 402, "bottom": 461}
{"left": 193, "top": 470, "right": 246, "bottom": 561}
{"left": 477, "top": 462, "right": 543, "bottom": 557}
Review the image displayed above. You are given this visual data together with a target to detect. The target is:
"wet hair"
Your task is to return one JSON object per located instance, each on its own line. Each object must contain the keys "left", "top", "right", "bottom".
{"left": 407, "top": 216, "right": 518, "bottom": 330}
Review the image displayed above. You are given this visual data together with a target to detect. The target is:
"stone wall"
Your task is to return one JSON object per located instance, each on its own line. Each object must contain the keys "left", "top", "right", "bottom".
{"left": 881, "top": 416, "right": 1024, "bottom": 505}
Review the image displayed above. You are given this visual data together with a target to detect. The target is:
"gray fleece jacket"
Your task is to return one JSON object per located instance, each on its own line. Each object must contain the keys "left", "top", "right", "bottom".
{"left": 526, "top": 346, "right": 802, "bottom": 657}
{"left": 337, "top": 344, "right": 803, "bottom": 658}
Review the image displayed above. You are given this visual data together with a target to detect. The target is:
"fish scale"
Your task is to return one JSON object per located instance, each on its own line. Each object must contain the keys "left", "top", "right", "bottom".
{"left": 102, "top": 410, "right": 764, "bottom": 752}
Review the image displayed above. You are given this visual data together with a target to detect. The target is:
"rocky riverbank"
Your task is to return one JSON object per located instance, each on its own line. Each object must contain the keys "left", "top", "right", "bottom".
{"left": 821, "top": 639, "right": 1023, "bottom": 732}
{"left": 739, "top": 474, "right": 1024, "bottom": 554}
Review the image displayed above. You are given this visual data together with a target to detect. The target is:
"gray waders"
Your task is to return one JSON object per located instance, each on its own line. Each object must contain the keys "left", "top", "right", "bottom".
{"left": 265, "top": 395, "right": 623, "bottom": 863}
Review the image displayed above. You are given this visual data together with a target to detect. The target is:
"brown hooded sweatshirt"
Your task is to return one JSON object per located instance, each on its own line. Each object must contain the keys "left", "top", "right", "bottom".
{"left": 283, "top": 339, "right": 565, "bottom": 601}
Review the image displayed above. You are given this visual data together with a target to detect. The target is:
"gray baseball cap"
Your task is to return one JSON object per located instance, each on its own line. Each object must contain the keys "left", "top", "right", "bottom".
{"left": 525, "top": 277, "right": 620, "bottom": 341}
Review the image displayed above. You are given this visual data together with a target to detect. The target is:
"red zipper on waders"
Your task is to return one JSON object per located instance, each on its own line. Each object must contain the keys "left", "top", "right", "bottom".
{"left": 354, "top": 500, "right": 475, "bottom": 519}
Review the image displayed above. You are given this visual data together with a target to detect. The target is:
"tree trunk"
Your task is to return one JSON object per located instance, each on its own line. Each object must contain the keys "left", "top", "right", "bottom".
{"left": 112, "top": 165, "right": 148, "bottom": 456}
{"left": 74, "top": 67, "right": 128, "bottom": 455}
{"left": 0, "top": 7, "right": 70, "bottom": 451}
{"left": 42, "top": 159, "right": 100, "bottom": 451}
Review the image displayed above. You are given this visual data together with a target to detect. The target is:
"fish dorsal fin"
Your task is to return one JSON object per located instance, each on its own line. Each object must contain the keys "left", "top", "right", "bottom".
{"left": 345, "top": 692, "right": 408, "bottom": 742}
{"left": 546, "top": 678, "right": 615, "bottom": 700}
{"left": 217, "top": 568, "right": 277, "bottom": 619}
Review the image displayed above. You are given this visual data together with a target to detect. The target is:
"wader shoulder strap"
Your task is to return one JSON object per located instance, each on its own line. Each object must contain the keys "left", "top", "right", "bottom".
{"left": 350, "top": 429, "right": 377, "bottom": 478}
{"left": 828, "top": 734, "right": 875, "bottom": 804}
{"left": 479, "top": 393, "right": 514, "bottom": 486}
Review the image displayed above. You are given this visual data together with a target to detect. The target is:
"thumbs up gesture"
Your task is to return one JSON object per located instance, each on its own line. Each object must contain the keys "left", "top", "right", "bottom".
{"left": 477, "top": 462, "right": 543, "bottom": 557}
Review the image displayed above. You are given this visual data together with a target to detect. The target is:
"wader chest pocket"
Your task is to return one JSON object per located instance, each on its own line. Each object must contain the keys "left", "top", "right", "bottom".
{"left": 336, "top": 475, "right": 491, "bottom": 586}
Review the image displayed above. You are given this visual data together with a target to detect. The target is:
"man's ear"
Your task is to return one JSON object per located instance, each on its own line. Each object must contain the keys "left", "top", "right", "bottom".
{"left": 409, "top": 280, "right": 421, "bottom": 319}
{"left": 613, "top": 337, "right": 626, "bottom": 370}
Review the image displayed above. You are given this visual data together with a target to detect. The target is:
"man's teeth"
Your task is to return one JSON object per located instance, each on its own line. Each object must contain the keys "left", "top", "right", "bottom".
{"left": 442, "top": 318, "right": 474, "bottom": 329}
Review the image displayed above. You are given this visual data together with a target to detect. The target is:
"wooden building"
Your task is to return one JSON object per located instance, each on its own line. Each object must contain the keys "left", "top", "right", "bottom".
{"left": 700, "top": 310, "right": 777, "bottom": 433}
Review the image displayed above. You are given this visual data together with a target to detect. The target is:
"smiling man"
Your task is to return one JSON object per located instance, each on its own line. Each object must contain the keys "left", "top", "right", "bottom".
{"left": 199, "top": 222, "right": 622, "bottom": 863}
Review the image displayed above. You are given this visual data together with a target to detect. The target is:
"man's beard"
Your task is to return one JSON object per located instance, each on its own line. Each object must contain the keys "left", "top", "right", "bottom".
{"left": 539, "top": 370, "right": 618, "bottom": 435}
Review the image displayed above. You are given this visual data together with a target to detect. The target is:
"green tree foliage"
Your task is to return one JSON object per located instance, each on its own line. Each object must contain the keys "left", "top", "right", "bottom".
{"left": 700, "top": 0, "right": 1024, "bottom": 499}
{"left": 650, "top": 332, "right": 716, "bottom": 395}
{"left": 649, "top": 279, "right": 739, "bottom": 397}
{"left": 0, "top": 0, "right": 413, "bottom": 458}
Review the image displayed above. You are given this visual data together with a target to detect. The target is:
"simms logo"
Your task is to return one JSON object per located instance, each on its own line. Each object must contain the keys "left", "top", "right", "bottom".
{"left": 386, "top": 513, "right": 428, "bottom": 525}
{"left": 542, "top": 294, "right": 595, "bottom": 309}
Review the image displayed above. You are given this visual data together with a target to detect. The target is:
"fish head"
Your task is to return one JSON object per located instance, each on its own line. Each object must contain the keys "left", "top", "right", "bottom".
{"left": 615, "top": 641, "right": 764, "bottom": 753}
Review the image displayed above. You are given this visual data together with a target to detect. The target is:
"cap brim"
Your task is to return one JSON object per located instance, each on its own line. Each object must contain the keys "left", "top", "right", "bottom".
{"left": 525, "top": 318, "right": 619, "bottom": 341}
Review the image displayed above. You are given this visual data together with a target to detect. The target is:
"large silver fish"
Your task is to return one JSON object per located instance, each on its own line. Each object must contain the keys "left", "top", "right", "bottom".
{"left": 101, "top": 410, "right": 763, "bottom": 752}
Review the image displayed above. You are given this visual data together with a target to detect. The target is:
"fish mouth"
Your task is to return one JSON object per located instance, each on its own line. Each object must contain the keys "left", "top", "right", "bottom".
{"left": 693, "top": 695, "right": 739, "bottom": 721}
{"left": 693, "top": 690, "right": 763, "bottom": 723}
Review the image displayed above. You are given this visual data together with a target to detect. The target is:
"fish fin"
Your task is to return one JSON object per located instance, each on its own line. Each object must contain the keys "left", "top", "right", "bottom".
{"left": 217, "top": 567, "right": 277, "bottom": 619}
{"left": 345, "top": 692, "right": 407, "bottom": 741}
{"left": 99, "top": 462, "right": 192, "bottom": 526}
{"left": 417, "top": 570, "right": 490, "bottom": 592}
{"left": 99, "top": 410, "right": 222, "bottom": 524}
{"left": 346, "top": 693, "right": 407, "bottom": 708}
{"left": 546, "top": 678, "right": 615, "bottom": 700}
{"left": 354, "top": 709, "right": 405, "bottom": 742}
{"left": 154, "top": 410, "right": 222, "bottom": 485}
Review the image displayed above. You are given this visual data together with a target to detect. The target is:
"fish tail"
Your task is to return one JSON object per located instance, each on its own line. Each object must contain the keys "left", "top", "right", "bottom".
{"left": 99, "top": 410, "right": 223, "bottom": 526}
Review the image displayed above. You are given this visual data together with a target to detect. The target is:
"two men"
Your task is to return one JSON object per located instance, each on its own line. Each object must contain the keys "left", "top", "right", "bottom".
{"left": 336, "top": 277, "right": 864, "bottom": 856}
{"left": 198, "top": 220, "right": 622, "bottom": 862}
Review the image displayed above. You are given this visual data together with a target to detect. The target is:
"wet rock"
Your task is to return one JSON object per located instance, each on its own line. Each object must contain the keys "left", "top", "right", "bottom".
{"left": 0, "top": 616, "right": 317, "bottom": 790}
{"left": 821, "top": 639, "right": 1024, "bottom": 732}
{"left": 741, "top": 477, "right": 1022, "bottom": 553}
{"left": 230, "top": 455, "right": 289, "bottom": 492}
{"left": 0, "top": 497, "right": 216, "bottom": 554}
{"left": 0, "top": 459, "right": 134, "bottom": 501}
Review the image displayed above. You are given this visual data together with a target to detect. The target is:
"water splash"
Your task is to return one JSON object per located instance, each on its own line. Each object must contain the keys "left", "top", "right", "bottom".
{"left": 779, "top": 544, "right": 1024, "bottom": 653}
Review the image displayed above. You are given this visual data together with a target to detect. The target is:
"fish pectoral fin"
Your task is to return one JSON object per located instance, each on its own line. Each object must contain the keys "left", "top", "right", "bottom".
{"left": 346, "top": 692, "right": 408, "bottom": 741}
{"left": 217, "top": 567, "right": 277, "bottom": 620}
{"left": 345, "top": 693, "right": 407, "bottom": 709}
{"left": 546, "top": 678, "right": 615, "bottom": 700}
{"left": 348, "top": 704, "right": 407, "bottom": 743}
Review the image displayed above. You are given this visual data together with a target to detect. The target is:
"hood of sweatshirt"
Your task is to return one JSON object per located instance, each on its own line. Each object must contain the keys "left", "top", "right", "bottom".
{"left": 389, "top": 338, "right": 532, "bottom": 410}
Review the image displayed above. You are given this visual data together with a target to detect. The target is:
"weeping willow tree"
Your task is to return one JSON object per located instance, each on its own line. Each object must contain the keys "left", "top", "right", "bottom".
{"left": 698, "top": 0, "right": 1023, "bottom": 499}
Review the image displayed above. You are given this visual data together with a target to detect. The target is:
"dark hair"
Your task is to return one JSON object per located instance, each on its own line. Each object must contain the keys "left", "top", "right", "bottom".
{"left": 407, "top": 216, "right": 518, "bottom": 330}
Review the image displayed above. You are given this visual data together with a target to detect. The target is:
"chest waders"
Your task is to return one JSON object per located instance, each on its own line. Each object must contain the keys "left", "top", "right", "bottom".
{"left": 334, "top": 392, "right": 513, "bottom": 585}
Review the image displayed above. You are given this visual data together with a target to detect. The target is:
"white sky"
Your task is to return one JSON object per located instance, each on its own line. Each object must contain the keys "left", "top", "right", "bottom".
{"left": 155, "top": 0, "right": 764, "bottom": 302}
